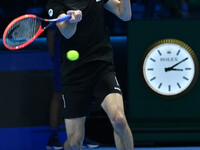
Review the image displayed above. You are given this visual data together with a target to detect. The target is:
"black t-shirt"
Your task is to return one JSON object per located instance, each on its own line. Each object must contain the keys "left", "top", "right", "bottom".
{"left": 46, "top": 0, "right": 113, "bottom": 76}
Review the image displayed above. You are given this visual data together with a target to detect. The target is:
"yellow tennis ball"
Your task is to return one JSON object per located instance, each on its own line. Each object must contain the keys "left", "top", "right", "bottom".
{"left": 66, "top": 50, "right": 79, "bottom": 61}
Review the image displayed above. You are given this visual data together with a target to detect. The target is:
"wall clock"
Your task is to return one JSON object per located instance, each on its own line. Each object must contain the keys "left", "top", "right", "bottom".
{"left": 142, "top": 39, "right": 199, "bottom": 98}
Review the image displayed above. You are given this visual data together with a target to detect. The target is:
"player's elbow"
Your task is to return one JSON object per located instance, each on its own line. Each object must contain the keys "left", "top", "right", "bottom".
{"left": 59, "top": 30, "right": 73, "bottom": 39}
{"left": 120, "top": 12, "right": 132, "bottom": 21}
{"left": 62, "top": 34, "right": 72, "bottom": 39}
{"left": 122, "top": 15, "right": 131, "bottom": 21}
{"left": 57, "top": 25, "right": 74, "bottom": 39}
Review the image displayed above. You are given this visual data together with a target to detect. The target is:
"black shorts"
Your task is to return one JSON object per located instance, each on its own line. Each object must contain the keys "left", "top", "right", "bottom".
{"left": 61, "top": 61, "right": 122, "bottom": 119}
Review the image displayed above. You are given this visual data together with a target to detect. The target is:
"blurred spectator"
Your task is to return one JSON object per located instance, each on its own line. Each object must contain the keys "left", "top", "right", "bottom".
{"left": 188, "top": 0, "right": 200, "bottom": 18}
{"left": 154, "top": 0, "right": 169, "bottom": 18}
{"left": 104, "top": 9, "right": 127, "bottom": 35}
{"left": 4, "top": 0, "right": 28, "bottom": 17}
{"left": 1, "top": 0, "right": 200, "bottom": 37}
{"left": 181, "top": 0, "right": 190, "bottom": 18}
{"left": 143, "top": 0, "right": 157, "bottom": 18}
{"left": 131, "top": 0, "right": 169, "bottom": 19}
{"left": 162, "top": 0, "right": 190, "bottom": 19}
{"left": 0, "top": 0, "right": 29, "bottom": 36}
{"left": 163, "top": 0, "right": 182, "bottom": 18}
{"left": 26, "top": 0, "right": 49, "bottom": 15}
{"left": 0, "top": 8, "right": 5, "bottom": 18}
{"left": 131, "top": 0, "right": 145, "bottom": 19}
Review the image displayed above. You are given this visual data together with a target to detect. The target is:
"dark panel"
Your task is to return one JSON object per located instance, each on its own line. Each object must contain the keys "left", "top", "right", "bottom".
{"left": 128, "top": 19, "right": 200, "bottom": 146}
{"left": 0, "top": 71, "right": 53, "bottom": 127}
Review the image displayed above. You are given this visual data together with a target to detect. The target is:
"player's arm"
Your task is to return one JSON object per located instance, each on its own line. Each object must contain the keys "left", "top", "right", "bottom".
{"left": 104, "top": 0, "right": 132, "bottom": 21}
{"left": 56, "top": 10, "right": 82, "bottom": 39}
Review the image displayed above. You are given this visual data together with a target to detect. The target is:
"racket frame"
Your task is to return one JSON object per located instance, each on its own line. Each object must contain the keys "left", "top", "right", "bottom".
{"left": 3, "top": 14, "right": 71, "bottom": 50}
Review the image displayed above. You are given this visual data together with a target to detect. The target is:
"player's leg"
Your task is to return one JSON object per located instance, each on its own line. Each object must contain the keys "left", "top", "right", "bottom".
{"left": 49, "top": 91, "right": 62, "bottom": 128}
{"left": 46, "top": 55, "right": 63, "bottom": 149}
{"left": 101, "top": 93, "right": 134, "bottom": 150}
{"left": 64, "top": 117, "right": 86, "bottom": 150}
{"left": 61, "top": 67, "right": 91, "bottom": 150}
{"left": 47, "top": 91, "right": 63, "bottom": 150}
{"left": 92, "top": 61, "right": 134, "bottom": 150}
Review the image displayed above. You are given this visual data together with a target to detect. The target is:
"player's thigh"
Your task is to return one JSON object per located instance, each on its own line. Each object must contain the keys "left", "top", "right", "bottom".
{"left": 64, "top": 117, "right": 86, "bottom": 140}
{"left": 101, "top": 93, "right": 125, "bottom": 121}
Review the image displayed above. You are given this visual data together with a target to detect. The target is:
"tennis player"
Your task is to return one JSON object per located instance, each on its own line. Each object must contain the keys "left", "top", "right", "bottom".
{"left": 46, "top": 25, "right": 100, "bottom": 149}
{"left": 46, "top": 0, "right": 134, "bottom": 150}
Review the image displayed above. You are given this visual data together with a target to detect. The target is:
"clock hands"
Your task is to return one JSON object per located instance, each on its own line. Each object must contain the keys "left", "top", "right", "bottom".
{"left": 165, "top": 57, "right": 188, "bottom": 72}
{"left": 168, "top": 68, "right": 183, "bottom": 71}
{"left": 169, "top": 57, "right": 188, "bottom": 68}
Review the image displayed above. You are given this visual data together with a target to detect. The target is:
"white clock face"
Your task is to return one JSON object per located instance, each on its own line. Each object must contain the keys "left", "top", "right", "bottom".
{"left": 143, "top": 41, "right": 197, "bottom": 96}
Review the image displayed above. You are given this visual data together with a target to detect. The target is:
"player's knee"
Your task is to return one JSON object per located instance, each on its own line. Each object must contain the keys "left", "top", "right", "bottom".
{"left": 112, "top": 113, "right": 127, "bottom": 131}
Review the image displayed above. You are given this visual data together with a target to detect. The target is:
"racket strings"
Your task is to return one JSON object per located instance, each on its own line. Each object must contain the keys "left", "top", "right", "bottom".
{"left": 5, "top": 18, "right": 41, "bottom": 47}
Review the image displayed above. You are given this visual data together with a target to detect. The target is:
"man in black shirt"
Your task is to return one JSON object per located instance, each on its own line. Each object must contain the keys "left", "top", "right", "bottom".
{"left": 46, "top": 0, "right": 133, "bottom": 149}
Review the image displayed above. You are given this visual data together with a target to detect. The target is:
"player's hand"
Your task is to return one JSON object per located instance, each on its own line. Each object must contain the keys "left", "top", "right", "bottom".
{"left": 67, "top": 10, "right": 82, "bottom": 24}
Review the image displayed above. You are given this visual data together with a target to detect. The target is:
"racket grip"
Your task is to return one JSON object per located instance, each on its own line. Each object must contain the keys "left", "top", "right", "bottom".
{"left": 57, "top": 14, "right": 71, "bottom": 23}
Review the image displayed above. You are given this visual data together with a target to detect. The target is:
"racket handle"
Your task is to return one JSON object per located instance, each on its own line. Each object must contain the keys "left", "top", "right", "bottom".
{"left": 57, "top": 14, "right": 71, "bottom": 23}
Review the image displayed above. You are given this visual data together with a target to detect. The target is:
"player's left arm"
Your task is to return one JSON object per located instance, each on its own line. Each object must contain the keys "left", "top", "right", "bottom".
{"left": 104, "top": 0, "right": 132, "bottom": 21}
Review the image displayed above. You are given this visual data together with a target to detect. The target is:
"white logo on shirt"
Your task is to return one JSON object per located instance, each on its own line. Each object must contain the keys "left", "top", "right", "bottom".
{"left": 96, "top": 0, "right": 101, "bottom": 2}
{"left": 48, "top": 9, "right": 53, "bottom": 17}
{"left": 114, "top": 87, "right": 121, "bottom": 91}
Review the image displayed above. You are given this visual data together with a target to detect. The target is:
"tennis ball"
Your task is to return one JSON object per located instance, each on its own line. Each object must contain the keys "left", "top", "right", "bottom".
{"left": 66, "top": 50, "right": 79, "bottom": 61}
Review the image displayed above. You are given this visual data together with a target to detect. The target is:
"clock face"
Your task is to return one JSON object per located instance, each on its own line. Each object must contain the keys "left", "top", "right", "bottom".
{"left": 142, "top": 39, "right": 199, "bottom": 98}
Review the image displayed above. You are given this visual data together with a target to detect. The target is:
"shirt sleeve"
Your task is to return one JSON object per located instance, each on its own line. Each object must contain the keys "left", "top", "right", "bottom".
{"left": 46, "top": 1, "right": 65, "bottom": 18}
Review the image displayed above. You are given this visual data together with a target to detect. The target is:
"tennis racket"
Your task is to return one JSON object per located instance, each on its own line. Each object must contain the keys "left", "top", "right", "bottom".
{"left": 3, "top": 14, "right": 71, "bottom": 50}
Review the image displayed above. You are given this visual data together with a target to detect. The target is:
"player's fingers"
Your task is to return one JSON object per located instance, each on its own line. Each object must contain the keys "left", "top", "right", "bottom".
{"left": 74, "top": 14, "right": 82, "bottom": 22}
{"left": 72, "top": 10, "right": 82, "bottom": 21}
{"left": 67, "top": 10, "right": 82, "bottom": 16}
{"left": 67, "top": 10, "right": 79, "bottom": 13}
{"left": 67, "top": 10, "right": 82, "bottom": 23}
